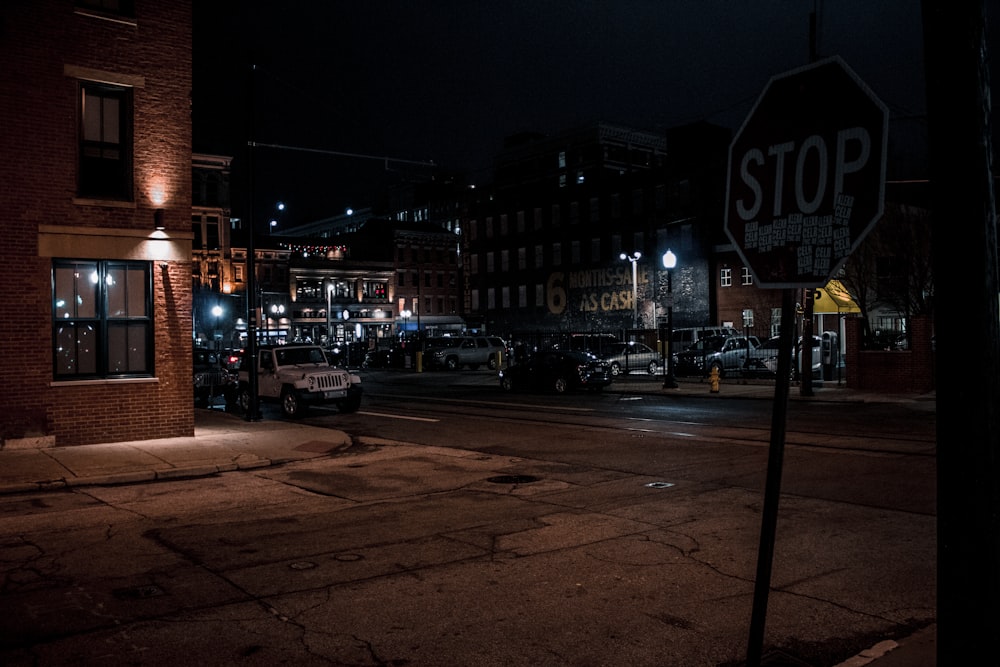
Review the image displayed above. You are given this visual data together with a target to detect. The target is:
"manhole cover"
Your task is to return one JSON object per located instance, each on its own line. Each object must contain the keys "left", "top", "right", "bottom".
{"left": 486, "top": 475, "right": 540, "bottom": 484}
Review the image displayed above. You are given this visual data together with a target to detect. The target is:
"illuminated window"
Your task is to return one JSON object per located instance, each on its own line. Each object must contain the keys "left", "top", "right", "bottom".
{"left": 721, "top": 268, "right": 733, "bottom": 287}
{"left": 79, "top": 81, "right": 132, "bottom": 200}
{"left": 363, "top": 281, "right": 387, "bottom": 300}
{"left": 52, "top": 260, "right": 152, "bottom": 379}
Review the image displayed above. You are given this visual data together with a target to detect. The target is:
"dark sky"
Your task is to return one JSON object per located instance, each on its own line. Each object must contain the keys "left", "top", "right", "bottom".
{"left": 193, "top": 2, "right": 949, "bottom": 228}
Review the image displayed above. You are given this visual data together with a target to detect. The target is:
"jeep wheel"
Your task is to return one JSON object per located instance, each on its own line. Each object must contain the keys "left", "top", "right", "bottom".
{"left": 610, "top": 362, "right": 622, "bottom": 376}
{"left": 281, "top": 388, "right": 306, "bottom": 418}
{"left": 646, "top": 361, "right": 658, "bottom": 375}
{"left": 235, "top": 385, "right": 252, "bottom": 414}
{"left": 445, "top": 356, "right": 459, "bottom": 371}
{"left": 488, "top": 355, "right": 498, "bottom": 370}
{"left": 500, "top": 375, "right": 514, "bottom": 392}
{"left": 553, "top": 376, "right": 568, "bottom": 394}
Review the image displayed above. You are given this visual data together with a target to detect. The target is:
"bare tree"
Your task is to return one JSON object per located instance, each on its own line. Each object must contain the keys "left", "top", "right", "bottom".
{"left": 839, "top": 202, "right": 933, "bottom": 347}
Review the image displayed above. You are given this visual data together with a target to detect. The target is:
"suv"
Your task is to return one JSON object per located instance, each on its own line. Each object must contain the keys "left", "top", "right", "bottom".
{"left": 675, "top": 335, "right": 761, "bottom": 377}
{"left": 424, "top": 335, "right": 507, "bottom": 370}
{"left": 193, "top": 347, "right": 236, "bottom": 407}
{"left": 232, "top": 344, "right": 362, "bottom": 418}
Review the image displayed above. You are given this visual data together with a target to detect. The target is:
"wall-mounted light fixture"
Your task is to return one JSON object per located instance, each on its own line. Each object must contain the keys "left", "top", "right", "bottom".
{"left": 154, "top": 208, "right": 165, "bottom": 231}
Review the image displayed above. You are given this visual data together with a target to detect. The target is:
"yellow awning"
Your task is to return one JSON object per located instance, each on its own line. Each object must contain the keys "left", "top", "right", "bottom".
{"left": 813, "top": 280, "right": 861, "bottom": 313}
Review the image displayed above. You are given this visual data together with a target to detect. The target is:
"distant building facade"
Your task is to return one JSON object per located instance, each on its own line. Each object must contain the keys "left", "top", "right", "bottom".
{"left": 463, "top": 122, "right": 730, "bottom": 338}
{"left": 0, "top": 1, "right": 194, "bottom": 447}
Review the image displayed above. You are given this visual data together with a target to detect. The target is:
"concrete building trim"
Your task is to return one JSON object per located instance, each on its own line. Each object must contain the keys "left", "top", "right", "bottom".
{"left": 39, "top": 225, "right": 192, "bottom": 262}
{"left": 63, "top": 64, "right": 146, "bottom": 89}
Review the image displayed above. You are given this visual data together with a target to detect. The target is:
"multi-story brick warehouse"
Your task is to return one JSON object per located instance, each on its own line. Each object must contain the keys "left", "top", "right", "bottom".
{"left": 463, "top": 122, "right": 730, "bottom": 336}
{"left": 0, "top": 1, "right": 193, "bottom": 447}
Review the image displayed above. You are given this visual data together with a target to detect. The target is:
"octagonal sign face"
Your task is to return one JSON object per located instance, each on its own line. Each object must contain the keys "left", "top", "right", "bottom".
{"left": 725, "top": 56, "right": 888, "bottom": 288}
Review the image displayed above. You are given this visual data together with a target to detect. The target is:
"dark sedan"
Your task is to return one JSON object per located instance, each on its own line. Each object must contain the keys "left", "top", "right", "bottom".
{"left": 499, "top": 349, "right": 613, "bottom": 393}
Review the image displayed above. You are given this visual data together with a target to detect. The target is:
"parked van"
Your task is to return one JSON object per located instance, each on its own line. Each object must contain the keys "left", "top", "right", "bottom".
{"left": 670, "top": 326, "right": 739, "bottom": 353}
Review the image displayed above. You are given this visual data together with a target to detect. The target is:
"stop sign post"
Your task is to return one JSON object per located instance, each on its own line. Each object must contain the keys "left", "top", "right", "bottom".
{"left": 725, "top": 56, "right": 888, "bottom": 288}
{"left": 731, "top": 57, "right": 889, "bottom": 667}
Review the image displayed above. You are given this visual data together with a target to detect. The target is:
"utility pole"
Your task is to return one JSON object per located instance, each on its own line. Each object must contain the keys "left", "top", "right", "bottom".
{"left": 923, "top": 0, "right": 999, "bottom": 662}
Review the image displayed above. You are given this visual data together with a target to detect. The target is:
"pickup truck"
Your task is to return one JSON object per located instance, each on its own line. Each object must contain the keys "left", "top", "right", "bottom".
{"left": 675, "top": 335, "right": 761, "bottom": 377}
{"left": 232, "top": 345, "right": 362, "bottom": 418}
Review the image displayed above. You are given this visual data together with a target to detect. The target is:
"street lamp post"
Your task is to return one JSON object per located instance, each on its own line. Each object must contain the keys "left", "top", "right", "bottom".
{"left": 400, "top": 309, "right": 411, "bottom": 338}
{"left": 662, "top": 249, "right": 678, "bottom": 388}
{"left": 270, "top": 303, "right": 284, "bottom": 343}
{"left": 619, "top": 251, "right": 641, "bottom": 331}
{"left": 269, "top": 201, "right": 285, "bottom": 236}
{"left": 211, "top": 304, "right": 223, "bottom": 350}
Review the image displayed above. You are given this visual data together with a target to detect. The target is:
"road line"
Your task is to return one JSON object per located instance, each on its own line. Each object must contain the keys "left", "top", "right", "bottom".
{"left": 356, "top": 411, "right": 440, "bottom": 423}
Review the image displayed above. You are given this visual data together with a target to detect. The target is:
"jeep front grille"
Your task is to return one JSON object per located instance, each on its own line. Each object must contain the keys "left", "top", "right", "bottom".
{"left": 312, "top": 373, "right": 346, "bottom": 391}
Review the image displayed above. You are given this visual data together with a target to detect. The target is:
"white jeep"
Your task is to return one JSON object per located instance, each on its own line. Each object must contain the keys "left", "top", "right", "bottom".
{"left": 233, "top": 345, "right": 362, "bottom": 418}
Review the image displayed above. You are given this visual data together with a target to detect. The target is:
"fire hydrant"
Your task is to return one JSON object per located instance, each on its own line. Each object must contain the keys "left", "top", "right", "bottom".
{"left": 709, "top": 366, "right": 721, "bottom": 393}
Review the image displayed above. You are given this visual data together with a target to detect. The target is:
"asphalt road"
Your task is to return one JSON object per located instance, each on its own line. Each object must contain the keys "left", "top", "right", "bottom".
{"left": 0, "top": 370, "right": 936, "bottom": 666}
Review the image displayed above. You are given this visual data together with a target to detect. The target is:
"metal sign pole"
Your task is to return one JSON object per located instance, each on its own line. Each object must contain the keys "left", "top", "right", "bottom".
{"left": 746, "top": 287, "right": 796, "bottom": 666}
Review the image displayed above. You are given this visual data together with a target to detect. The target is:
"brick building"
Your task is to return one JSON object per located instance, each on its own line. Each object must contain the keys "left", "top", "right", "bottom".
{"left": 463, "top": 122, "right": 728, "bottom": 338}
{"left": 0, "top": 1, "right": 193, "bottom": 447}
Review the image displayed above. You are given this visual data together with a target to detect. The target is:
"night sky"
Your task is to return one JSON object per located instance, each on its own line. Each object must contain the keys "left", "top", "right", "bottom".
{"left": 192, "top": 2, "right": 982, "bottom": 229}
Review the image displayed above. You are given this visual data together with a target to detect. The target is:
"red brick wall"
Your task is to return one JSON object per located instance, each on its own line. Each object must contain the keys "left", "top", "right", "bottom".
{"left": 0, "top": 1, "right": 194, "bottom": 446}
{"left": 844, "top": 315, "right": 935, "bottom": 393}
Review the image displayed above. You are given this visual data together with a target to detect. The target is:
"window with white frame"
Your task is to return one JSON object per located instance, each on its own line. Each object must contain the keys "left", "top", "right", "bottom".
{"left": 721, "top": 268, "right": 733, "bottom": 287}
{"left": 741, "top": 266, "right": 754, "bottom": 285}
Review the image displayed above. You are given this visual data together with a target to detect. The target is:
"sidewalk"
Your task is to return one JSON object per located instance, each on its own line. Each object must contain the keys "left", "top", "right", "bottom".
{"left": 0, "top": 379, "right": 936, "bottom": 666}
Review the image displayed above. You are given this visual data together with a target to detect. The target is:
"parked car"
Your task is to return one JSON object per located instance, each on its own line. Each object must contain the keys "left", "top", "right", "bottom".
{"left": 230, "top": 344, "right": 362, "bottom": 418}
{"left": 563, "top": 333, "right": 620, "bottom": 355}
{"left": 747, "top": 335, "right": 823, "bottom": 380}
{"left": 671, "top": 326, "right": 739, "bottom": 353}
{"left": 499, "top": 349, "right": 613, "bottom": 393}
{"left": 675, "top": 335, "right": 761, "bottom": 377}
{"left": 193, "top": 347, "right": 236, "bottom": 407}
{"left": 425, "top": 335, "right": 507, "bottom": 370}
{"left": 599, "top": 341, "right": 661, "bottom": 376}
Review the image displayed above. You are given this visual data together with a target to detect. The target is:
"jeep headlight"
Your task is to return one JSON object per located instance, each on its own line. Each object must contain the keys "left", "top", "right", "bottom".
{"left": 307, "top": 376, "right": 316, "bottom": 391}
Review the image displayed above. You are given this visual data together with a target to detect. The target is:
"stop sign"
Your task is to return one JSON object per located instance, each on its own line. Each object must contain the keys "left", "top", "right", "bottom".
{"left": 725, "top": 56, "right": 888, "bottom": 288}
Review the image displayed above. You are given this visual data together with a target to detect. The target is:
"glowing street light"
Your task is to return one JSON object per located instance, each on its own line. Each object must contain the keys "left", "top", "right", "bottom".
{"left": 662, "top": 249, "right": 678, "bottom": 388}
{"left": 620, "top": 251, "right": 642, "bottom": 330}
{"left": 211, "top": 304, "right": 223, "bottom": 350}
